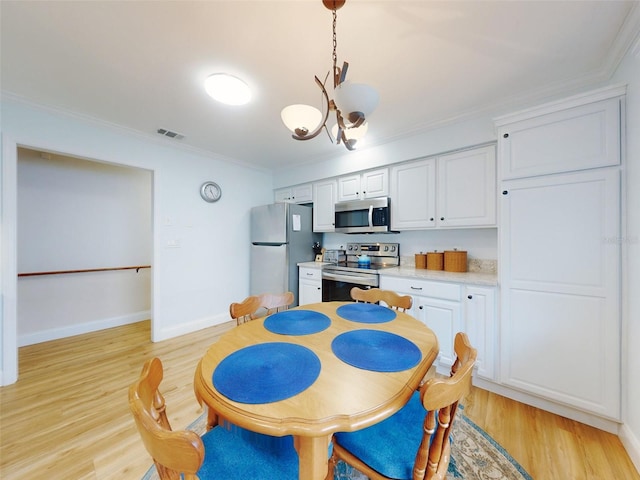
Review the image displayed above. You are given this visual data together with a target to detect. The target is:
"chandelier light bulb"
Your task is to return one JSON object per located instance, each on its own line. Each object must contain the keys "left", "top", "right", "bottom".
{"left": 332, "top": 122, "right": 369, "bottom": 147}
{"left": 281, "top": 105, "right": 323, "bottom": 136}
{"left": 334, "top": 81, "right": 379, "bottom": 124}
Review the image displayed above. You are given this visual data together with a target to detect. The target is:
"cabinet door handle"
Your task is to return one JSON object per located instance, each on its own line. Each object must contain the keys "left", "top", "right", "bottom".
{"left": 440, "top": 217, "right": 445, "bottom": 221}
{"left": 467, "top": 295, "right": 473, "bottom": 299}
{"left": 503, "top": 133, "right": 509, "bottom": 138}
{"left": 317, "top": 287, "right": 321, "bottom": 290}
{"left": 419, "top": 305, "right": 423, "bottom": 309}
{"left": 411, "top": 286, "right": 423, "bottom": 290}
{"left": 502, "top": 190, "right": 508, "bottom": 195}
{"left": 430, "top": 217, "right": 434, "bottom": 221}
{"left": 306, "top": 272, "right": 314, "bottom": 276}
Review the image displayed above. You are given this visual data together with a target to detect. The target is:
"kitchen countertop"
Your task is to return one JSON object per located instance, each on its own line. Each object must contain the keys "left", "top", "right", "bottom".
{"left": 297, "top": 261, "right": 329, "bottom": 269}
{"left": 379, "top": 266, "right": 497, "bottom": 286}
{"left": 298, "top": 262, "right": 497, "bottom": 286}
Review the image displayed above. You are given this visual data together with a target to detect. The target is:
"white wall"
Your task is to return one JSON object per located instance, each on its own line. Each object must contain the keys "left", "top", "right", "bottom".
{"left": 1, "top": 97, "right": 274, "bottom": 384}
{"left": 612, "top": 38, "right": 640, "bottom": 470}
{"left": 17, "top": 148, "right": 152, "bottom": 345}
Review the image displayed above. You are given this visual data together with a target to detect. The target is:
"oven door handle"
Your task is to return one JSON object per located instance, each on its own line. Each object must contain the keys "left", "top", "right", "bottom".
{"left": 322, "top": 272, "right": 378, "bottom": 286}
{"left": 368, "top": 204, "right": 374, "bottom": 228}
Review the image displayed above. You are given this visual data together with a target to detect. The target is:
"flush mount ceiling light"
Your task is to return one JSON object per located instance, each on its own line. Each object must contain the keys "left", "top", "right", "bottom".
{"left": 204, "top": 73, "right": 251, "bottom": 105}
{"left": 281, "top": 0, "right": 379, "bottom": 151}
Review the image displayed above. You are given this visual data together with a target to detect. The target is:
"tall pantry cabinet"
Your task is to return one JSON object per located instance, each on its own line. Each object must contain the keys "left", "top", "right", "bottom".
{"left": 495, "top": 86, "right": 624, "bottom": 421}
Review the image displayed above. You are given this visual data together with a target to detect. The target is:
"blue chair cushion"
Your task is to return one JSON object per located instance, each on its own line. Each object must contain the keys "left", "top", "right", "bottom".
{"left": 198, "top": 426, "right": 298, "bottom": 479}
{"left": 334, "top": 390, "right": 426, "bottom": 479}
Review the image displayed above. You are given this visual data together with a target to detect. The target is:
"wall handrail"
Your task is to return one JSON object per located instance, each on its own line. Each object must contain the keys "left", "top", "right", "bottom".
{"left": 18, "top": 265, "right": 151, "bottom": 277}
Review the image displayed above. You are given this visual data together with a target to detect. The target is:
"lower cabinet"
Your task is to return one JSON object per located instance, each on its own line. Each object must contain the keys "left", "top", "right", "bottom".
{"left": 413, "top": 295, "right": 461, "bottom": 371}
{"left": 463, "top": 285, "right": 496, "bottom": 380}
{"left": 298, "top": 267, "right": 322, "bottom": 305}
{"left": 380, "top": 276, "right": 496, "bottom": 379}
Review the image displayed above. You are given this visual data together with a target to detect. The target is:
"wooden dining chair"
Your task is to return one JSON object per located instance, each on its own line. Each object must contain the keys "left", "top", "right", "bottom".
{"left": 229, "top": 295, "right": 263, "bottom": 325}
{"left": 350, "top": 287, "right": 413, "bottom": 312}
{"left": 327, "top": 332, "right": 477, "bottom": 480}
{"left": 129, "top": 357, "right": 298, "bottom": 480}
{"left": 230, "top": 292, "right": 294, "bottom": 325}
{"left": 258, "top": 291, "right": 295, "bottom": 315}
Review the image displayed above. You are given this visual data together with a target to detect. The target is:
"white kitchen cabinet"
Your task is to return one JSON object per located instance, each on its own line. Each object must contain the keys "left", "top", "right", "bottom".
{"left": 497, "top": 86, "right": 624, "bottom": 421}
{"left": 414, "top": 296, "right": 461, "bottom": 372}
{"left": 390, "top": 158, "right": 437, "bottom": 230}
{"left": 499, "top": 168, "right": 620, "bottom": 419}
{"left": 390, "top": 146, "right": 496, "bottom": 230}
{"left": 312, "top": 179, "right": 337, "bottom": 232}
{"left": 298, "top": 267, "right": 322, "bottom": 305}
{"left": 379, "top": 276, "right": 462, "bottom": 374}
{"left": 437, "top": 146, "right": 496, "bottom": 227}
{"left": 274, "top": 183, "right": 313, "bottom": 204}
{"left": 338, "top": 169, "right": 389, "bottom": 202}
{"left": 274, "top": 187, "right": 292, "bottom": 203}
{"left": 463, "top": 285, "right": 496, "bottom": 380}
{"left": 496, "top": 92, "right": 622, "bottom": 180}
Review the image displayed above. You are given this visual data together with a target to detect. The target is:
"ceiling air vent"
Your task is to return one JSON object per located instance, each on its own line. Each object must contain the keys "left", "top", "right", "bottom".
{"left": 157, "top": 128, "right": 184, "bottom": 140}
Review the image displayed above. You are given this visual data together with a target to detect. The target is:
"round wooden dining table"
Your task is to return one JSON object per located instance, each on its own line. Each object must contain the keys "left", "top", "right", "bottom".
{"left": 193, "top": 301, "right": 439, "bottom": 480}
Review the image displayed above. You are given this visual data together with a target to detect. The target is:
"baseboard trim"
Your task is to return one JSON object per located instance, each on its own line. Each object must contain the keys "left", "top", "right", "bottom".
{"left": 153, "top": 312, "right": 230, "bottom": 342}
{"left": 473, "top": 377, "right": 621, "bottom": 434}
{"left": 17, "top": 311, "right": 151, "bottom": 347}
{"left": 619, "top": 423, "right": 640, "bottom": 475}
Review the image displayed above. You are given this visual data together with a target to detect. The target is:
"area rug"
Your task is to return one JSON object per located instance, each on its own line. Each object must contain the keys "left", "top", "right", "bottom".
{"left": 141, "top": 410, "right": 532, "bottom": 480}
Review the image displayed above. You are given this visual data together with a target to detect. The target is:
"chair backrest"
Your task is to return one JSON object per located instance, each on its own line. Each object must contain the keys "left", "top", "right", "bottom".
{"left": 414, "top": 332, "right": 477, "bottom": 480}
{"left": 229, "top": 292, "right": 294, "bottom": 325}
{"left": 229, "top": 295, "right": 263, "bottom": 325}
{"left": 258, "top": 291, "right": 295, "bottom": 315}
{"left": 350, "top": 287, "right": 413, "bottom": 312}
{"left": 128, "top": 357, "right": 205, "bottom": 480}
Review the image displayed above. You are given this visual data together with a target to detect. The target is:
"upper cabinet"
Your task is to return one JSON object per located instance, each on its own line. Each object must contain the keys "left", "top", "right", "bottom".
{"left": 390, "top": 145, "right": 496, "bottom": 230}
{"left": 274, "top": 183, "right": 313, "bottom": 204}
{"left": 390, "top": 158, "right": 437, "bottom": 230}
{"left": 312, "top": 179, "right": 337, "bottom": 232}
{"left": 437, "top": 146, "right": 496, "bottom": 227}
{"left": 496, "top": 95, "right": 621, "bottom": 180}
{"left": 337, "top": 168, "right": 389, "bottom": 202}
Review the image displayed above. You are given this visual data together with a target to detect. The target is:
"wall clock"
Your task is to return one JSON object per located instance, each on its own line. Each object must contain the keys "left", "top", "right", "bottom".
{"left": 200, "top": 181, "right": 222, "bottom": 203}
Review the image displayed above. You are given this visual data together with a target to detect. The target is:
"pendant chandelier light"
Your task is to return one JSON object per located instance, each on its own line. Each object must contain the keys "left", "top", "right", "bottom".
{"left": 280, "top": 0, "right": 379, "bottom": 151}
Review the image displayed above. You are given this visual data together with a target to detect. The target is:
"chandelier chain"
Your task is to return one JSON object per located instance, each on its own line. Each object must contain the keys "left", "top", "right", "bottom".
{"left": 332, "top": 8, "right": 338, "bottom": 86}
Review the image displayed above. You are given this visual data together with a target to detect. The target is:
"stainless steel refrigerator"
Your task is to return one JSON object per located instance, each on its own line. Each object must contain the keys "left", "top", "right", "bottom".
{"left": 250, "top": 203, "right": 320, "bottom": 306}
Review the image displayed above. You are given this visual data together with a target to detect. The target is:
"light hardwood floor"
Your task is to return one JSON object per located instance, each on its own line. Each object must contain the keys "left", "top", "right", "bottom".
{"left": 1, "top": 320, "right": 638, "bottom": 480}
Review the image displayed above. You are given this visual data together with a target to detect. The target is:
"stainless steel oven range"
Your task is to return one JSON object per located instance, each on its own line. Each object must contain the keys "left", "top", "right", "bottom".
{"left": 322, "top": 243, "right": 400, "bottom": 302}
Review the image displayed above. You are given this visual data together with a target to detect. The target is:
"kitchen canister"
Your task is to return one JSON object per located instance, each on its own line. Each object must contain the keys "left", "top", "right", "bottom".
{"left": 415, "top": 253, "right": 427, "bottom": 269}
{"left": 426, "top": 251, "right": 444, "bottom": 270}
{"left": 444, "top": 249, "right": 468, "bottom": 272}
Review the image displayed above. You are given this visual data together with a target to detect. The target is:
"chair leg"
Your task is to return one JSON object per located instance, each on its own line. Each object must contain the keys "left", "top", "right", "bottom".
{"left": 325, "top": 450, "right": 338, "bottom": 480}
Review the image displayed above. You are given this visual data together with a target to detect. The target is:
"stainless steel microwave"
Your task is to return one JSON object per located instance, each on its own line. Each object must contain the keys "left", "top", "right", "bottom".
{"left": 334, "top": 197, "right": 393, "bottom": 234}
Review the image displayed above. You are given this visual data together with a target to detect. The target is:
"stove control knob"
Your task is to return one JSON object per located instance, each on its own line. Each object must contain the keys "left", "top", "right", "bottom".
{"left": 384, "top": 246, "right": 389, "bottom": 251}
{"left": 391, "top": 246, "right": 396, "bottom": 252}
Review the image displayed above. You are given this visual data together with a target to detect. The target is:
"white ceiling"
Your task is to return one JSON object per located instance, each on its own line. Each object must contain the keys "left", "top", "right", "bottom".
{"left": 2, "top": 1, "right": 639, "bottom": 170}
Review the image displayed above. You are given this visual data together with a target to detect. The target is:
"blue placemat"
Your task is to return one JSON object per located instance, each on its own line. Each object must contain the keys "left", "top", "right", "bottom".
{"left": 264, "top": 310, "right": 331, "bottom": 335}
{"left": 213, "top": 342, "right": 321, "bottom": 404}
{"left": 331, "top": 329, "right": 422, "bottom": 372}
{"left": 336, "top": 303, "right": 397, "bottom": 323}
